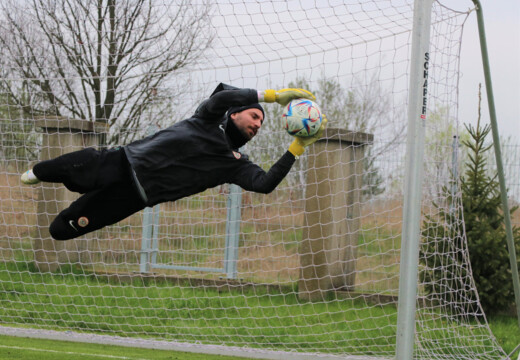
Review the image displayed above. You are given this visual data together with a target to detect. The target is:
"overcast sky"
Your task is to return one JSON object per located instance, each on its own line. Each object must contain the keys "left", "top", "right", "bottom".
{"left": 451, "top": 0, "right": 520, "bottom": 138}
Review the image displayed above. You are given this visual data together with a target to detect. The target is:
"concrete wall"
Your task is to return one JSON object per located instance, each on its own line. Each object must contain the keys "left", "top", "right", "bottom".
{"left": 299, "top": 128, "right": 373, "bottom": 301}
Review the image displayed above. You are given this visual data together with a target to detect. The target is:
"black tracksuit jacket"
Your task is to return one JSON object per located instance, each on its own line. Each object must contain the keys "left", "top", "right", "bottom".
{"left": 124, "top": 84, "right": 296, "bottom": 207}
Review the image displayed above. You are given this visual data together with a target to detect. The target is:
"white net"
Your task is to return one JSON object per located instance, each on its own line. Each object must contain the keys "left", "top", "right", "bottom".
{"left": 0, "top": 0, "right": 513, "bottom": 359}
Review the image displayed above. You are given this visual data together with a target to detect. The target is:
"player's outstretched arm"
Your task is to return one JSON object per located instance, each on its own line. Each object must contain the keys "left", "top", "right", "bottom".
{"left": 258, "top": 88, "right": 316, "bottom": 106}
{"left": 229, "top": 114, "right": 327, "bottom": 194}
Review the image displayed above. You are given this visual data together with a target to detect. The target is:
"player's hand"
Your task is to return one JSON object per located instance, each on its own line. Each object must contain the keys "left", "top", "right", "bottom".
{"left": 288, "top": 114, "right": 328, "bottom": 157}
{"left": 262, "top": 88, "right": 316, "bottom": 106}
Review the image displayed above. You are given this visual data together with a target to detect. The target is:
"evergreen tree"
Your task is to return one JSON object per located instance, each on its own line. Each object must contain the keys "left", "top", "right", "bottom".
{"left": 421, "top": 110, "right": 520, "bottom": 314}
{"left": 460, "top": 121, "right": 520, "bottom": 313}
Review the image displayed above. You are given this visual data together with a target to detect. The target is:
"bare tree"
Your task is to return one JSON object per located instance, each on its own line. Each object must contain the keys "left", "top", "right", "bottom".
{"left": 0, "top": 0, "right": 214, "bottom": 144}
{"left": 316, "top": 75, "right": 406, "bottom": 199}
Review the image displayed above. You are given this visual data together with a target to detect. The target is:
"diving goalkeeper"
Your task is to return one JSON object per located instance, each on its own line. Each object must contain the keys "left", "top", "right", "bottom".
{"left": 21, "top": 83, "right": 327, "bottom": 240}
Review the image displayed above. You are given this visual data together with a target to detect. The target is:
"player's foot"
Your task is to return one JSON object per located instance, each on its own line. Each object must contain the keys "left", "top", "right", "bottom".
{"left": 21, "top": 169, "right": 41, "bottom": 185}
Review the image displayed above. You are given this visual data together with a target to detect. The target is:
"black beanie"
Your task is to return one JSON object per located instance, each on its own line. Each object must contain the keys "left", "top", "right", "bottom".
{"left": 227, "top": 103, "right": 265, "bottom": 120}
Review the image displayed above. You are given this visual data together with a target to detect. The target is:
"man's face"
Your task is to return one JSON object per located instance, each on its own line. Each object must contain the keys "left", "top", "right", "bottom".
{"left": 230, "top": 108, "right": 264, "bottom": 140}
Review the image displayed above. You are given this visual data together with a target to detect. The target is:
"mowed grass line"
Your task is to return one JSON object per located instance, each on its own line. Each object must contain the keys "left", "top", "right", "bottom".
{"left": 0, "top": 334, "right": 252, "bottom": 360}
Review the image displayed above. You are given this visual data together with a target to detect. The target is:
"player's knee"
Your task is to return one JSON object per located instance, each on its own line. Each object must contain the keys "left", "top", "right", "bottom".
{"left": 49, "top": 216, "right": 77, "bottom": 241}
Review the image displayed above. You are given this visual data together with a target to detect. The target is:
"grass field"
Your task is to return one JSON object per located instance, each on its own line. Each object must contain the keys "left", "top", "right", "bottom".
{"left": 0, "top": 321, "right": 518, "bottom": 360}
{"left": 0, "top": 259, "right": 399, "bottom": 356}
{"left": 1, "top": 257, "right": 518, "bottom": 358}
{"left": 487, "top": 314, "right": 520, "bottom": 358}
{"left": 0, "top": 334, "right": 252, "bottom": 360}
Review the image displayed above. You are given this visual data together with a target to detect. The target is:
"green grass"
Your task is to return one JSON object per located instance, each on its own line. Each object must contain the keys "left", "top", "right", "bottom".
{"left": 0, "top": 260, "right": 399, "bottom": 355}
{"left": 0, "top": 259, "right": 517, "bottom": 358}
{"left": 0, "top": 334, "right": 251, "bottom": 360}
{"left": 487, "top": 314, "right": 520, "bottom": 357}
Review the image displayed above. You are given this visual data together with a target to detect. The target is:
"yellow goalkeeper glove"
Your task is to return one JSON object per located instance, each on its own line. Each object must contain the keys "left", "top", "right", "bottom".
{"left": 259, "top": 88, "right": 316, "bottom": 106}
{"left": 288, "top": 114, "right": 328, "bottom": 157}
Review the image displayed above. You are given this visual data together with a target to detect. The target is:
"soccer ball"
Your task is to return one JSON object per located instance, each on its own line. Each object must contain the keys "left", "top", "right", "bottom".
{"left": 282, "top": 99, "right": 322, "bottom": 137}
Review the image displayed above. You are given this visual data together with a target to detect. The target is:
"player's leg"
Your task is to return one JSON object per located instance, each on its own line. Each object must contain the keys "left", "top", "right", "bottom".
{"left": 48, "top": 180, "right": 145, "bottom": 240}
{"left": 23, "top": 147, "right": 127, "bottom": 193}
{"left": 30, "top": 147, "right": 99, "bottom": 188}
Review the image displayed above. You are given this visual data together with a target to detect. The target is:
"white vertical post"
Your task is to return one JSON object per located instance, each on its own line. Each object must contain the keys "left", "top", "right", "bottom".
{"left": 395, "top": 0, "right": 433, "bottom": 359}
{"left": 140, "top": 208, "right": 154, "bottom": 273}
{"left": 151, "top": 204, "right": 160, "bottom": 266}
{"left": 139, "top": 124, "right": 160, "bottom": 274}
{"left": 224, "top": 183, "right": 242, "bottom": 279}
{"left": 450, "top": 135, "right": 459, "bottom": 216}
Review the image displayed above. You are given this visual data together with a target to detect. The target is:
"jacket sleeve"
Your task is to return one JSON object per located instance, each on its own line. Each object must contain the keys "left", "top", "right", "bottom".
{"left": 193, "top": 88, "right": 259, "bottom": 120}
{"left": 230, "top": 151, "right": 296, "bottom": 194}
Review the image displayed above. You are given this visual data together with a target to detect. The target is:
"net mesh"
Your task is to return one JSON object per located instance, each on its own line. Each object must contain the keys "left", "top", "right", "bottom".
{"left": 0, "top": 0, "right": 513, "bottom": 359}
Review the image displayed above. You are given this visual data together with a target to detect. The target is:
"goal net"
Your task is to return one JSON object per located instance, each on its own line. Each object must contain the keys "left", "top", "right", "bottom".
{"left": 0, "top": 0, "right": 509, "bottom": 359}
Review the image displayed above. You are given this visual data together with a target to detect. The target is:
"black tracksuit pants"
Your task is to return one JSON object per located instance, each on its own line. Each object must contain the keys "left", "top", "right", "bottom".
{"left": 33, "top": 147, "right": 146, "bottom": 240}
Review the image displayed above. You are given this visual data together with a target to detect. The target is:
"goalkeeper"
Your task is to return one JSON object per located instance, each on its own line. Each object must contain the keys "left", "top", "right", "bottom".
{"left": 21, "top": 83, "right": 327, "bottom": 240}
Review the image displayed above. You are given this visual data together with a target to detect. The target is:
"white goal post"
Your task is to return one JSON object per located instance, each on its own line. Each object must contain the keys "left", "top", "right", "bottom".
{"left": 0, "top": 1, "right": 513, "bottom": 359}
{"left": 396, "top": 0, "right": 432, "bottom": 358}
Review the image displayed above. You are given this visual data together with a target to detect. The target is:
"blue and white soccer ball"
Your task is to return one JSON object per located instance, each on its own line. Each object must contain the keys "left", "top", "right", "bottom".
{"left": 282, "top": 99, "right": 322, "bottom": 137}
